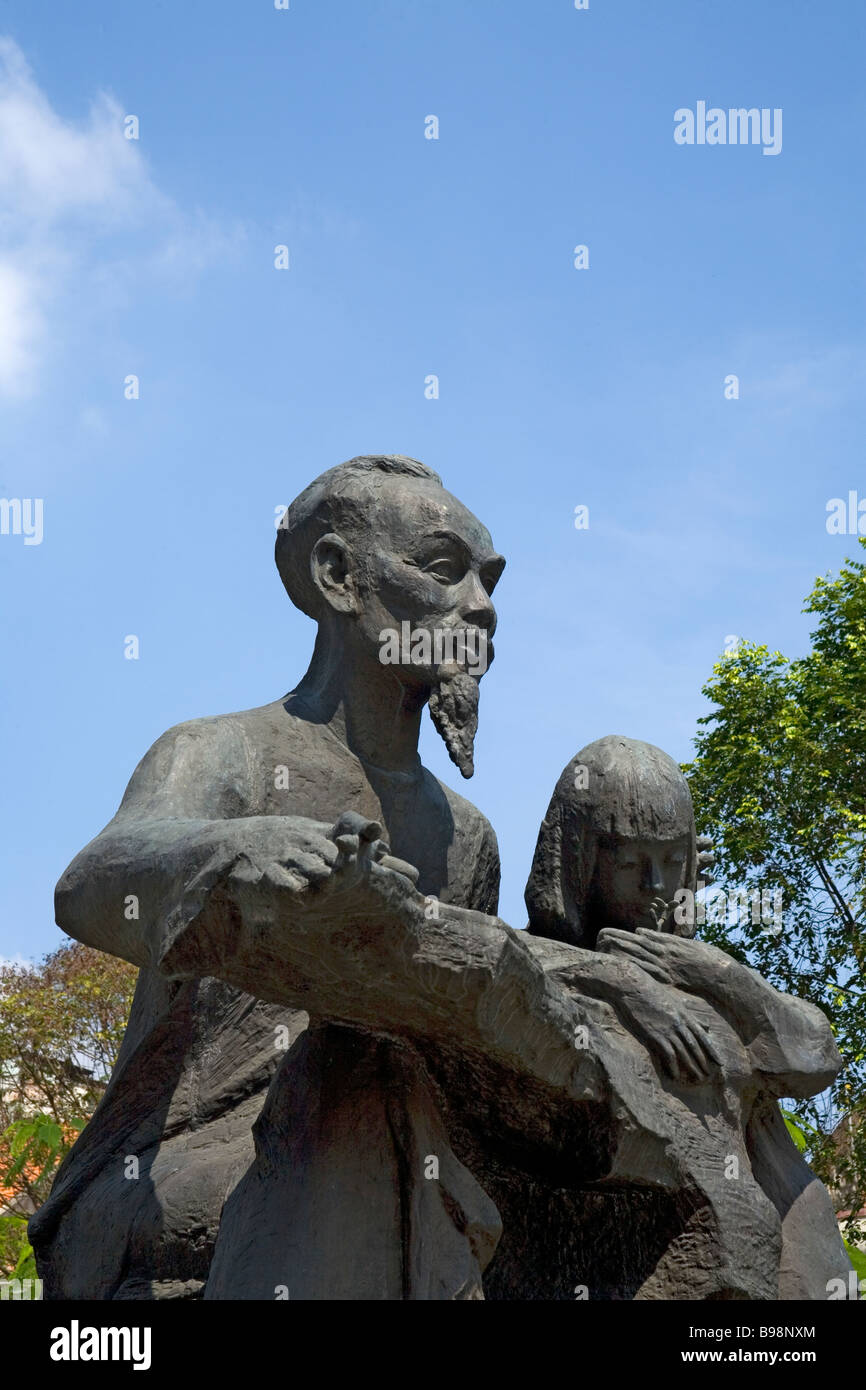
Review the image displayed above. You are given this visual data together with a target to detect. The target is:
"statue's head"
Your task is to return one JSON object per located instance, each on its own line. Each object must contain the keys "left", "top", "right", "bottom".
{"left": 276, "top": 455, "right": 505, "bottom": 776}
{"left": 525, "top": 735, "right": 697, "bottom": 948}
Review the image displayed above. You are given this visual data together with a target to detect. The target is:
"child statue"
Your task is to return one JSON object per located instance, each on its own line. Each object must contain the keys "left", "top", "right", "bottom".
{"left": 523, "top": 734, "right": 850, "bottom": 1298}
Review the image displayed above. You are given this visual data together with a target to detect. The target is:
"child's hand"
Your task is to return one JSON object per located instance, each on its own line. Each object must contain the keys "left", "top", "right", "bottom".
{"left": 611, "top": 973, "right": 722, "bottom": 1083}
{"left": 598, "top": 927, "right": 726, "bottom": 994}
{"left": 696, "top": 834, "right": 716, "bottom": 886}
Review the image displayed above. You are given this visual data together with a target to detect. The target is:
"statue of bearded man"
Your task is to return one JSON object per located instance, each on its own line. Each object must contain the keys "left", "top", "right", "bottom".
{"left": 32, "top": 454, "right": 507, "bottom": 1300}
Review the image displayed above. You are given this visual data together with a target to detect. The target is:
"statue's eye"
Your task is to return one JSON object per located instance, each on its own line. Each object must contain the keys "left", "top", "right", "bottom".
{"left": 424, "top": 559, "right": 464, "bottom": 585}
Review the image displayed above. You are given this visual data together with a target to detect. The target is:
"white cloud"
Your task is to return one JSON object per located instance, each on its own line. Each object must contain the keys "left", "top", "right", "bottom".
{"left": 0, "top": 259, "right": 42, "bottom": 395}
{"left": 0, "top": 38, "right": 152, "bottom": 226}
{"left": 0, "top": 37, "right": 242, "bottom": 396}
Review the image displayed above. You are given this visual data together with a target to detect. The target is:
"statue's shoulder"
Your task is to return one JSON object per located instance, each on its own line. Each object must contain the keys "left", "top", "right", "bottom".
{"left": 429, "top": 774, "right": 499, "bottom": 855}
{"left": 141, "top": 706, "right": 262, "bottom": 766}
{"left": 120, "top": 700, "right": 294, "bottom": 816}
{"left": 145, "top": 698, "right": 298, "bottom": 761}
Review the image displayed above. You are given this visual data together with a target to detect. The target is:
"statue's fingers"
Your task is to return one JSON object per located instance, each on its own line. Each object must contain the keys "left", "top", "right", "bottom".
{"left": 330, "top": 811, "right": 384, "bottom": 844}
{"left": 377, "top": 852, "right": 421, "bottom": 886}
{"left": 633, "top": 929, "right": 669, "bottom": 954}
{"left": 302, "top": 863, "right": 335, "bottom": 887}
{"left": 608, "top": 938, "right": 662, "bottom": 972}
{"left": 598, "top": 932, "right": 646, "bottom": 959}
{"left": 654, "top": 1036, "right": 679, "bottom": 1079}
{"left": 598, "top": 928, "right": 635, "bottom": 947}
{"left": 263, "top": 865, "right": 309, "bottom": 893}
{"left": 696, "top": 849, "right": 716, "bottom": 887}
{"left": 682, "top": 1025, "right": 714, "bottom": 1080}
{"left": 670, "top": 1029, "right": 706, "bottom": 1082}
{"left": 694, "top": 1022, "right": 723, "bottom": 1069}
{"left": 666, "top": 1035, "right": 692, "bottom": 1080}
{"left": 357, "top": 837, "right": 392, "bottom": 864}
{"left": 267, "top": 851, "right": 335, "bottom": 890}
{"left": 638, "top": 961, "right": 674, "bottom": 985}
{"left": 599, "top": 939, "right": 639, "bottom": 963}
{"left": 626, "top": 946, "right": 665, "bottom": 973}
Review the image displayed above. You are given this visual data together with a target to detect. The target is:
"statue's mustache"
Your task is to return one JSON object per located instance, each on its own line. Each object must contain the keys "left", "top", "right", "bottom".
{"left": 377, "top": 621, "right": 493, "bottom": 678}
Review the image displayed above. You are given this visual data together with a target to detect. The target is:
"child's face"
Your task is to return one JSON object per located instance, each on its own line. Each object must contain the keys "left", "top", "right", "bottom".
{"left": 592, "top": 834, "right": 690, "bottom": 933}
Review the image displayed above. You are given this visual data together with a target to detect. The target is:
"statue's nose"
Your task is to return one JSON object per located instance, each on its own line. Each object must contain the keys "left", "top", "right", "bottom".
{"left": 649, "top": 858, "right": 666, "bottom": 892}
{"left": 460, "top": 574, "right": 497, "bottom": 635}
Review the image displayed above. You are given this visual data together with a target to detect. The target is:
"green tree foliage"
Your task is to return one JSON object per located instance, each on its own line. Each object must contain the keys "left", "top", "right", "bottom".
{"left": 684, "top": 540, "right": 866, "bottom": 1240}
{"left": 0, "top": 942, "right": 137, "bottom": 1278}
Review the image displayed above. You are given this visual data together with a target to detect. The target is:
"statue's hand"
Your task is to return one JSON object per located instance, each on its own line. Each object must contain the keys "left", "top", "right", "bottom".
{"left": 609, "top": 972, "right": 722, "bottom": 1083}
{"left": 696, "top": 834, "right": 716, "bottom": 886}
{"left": 230, "top": 810, "right": 421, "bottom": 907}
{"left": 326, "top": 810, "right": 422, "bottom": 892}
{"left": 598, "top": 927, "right": 722, "bottom": 993}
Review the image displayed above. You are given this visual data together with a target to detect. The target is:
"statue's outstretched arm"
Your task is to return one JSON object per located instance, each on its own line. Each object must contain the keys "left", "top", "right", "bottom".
{"left": 596, "top": 929, "right": 841, "bottom": 1097}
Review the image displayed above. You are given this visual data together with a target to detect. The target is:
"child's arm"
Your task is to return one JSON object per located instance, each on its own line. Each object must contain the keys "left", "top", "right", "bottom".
{"left": 596, "top": 929, "right": 841, "bottom": 1098}
{"left": 529, "top": 941, "right": 724, "bottom": 1084}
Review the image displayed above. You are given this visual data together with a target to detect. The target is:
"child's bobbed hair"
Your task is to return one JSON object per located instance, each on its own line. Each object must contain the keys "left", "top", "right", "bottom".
{"left": 524, "top": 735, "right": 698, "bottom": 947}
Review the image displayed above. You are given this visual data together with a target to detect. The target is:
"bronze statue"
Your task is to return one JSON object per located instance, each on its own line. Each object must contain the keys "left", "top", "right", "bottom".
{"left": 32, "top": 458, "right": 851, "bottom": 1300}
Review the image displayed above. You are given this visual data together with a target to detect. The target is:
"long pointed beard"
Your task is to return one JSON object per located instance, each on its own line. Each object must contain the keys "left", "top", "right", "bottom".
{"left": 428, "top": 669, "right": 480, "bottom": 779}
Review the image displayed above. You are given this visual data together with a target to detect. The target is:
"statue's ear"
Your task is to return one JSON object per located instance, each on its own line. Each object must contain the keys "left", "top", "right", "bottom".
{"left": 310, "top": 533, "right": 359, "bottom": 615}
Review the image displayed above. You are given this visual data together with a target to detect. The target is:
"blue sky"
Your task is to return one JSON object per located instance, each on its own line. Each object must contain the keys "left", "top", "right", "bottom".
{"left": 0, "top": 0, "right": 864, "bottom": 957}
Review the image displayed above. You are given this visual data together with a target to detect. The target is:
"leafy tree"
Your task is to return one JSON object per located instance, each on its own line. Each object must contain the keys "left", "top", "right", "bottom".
{"left": 684, "top": 539, "right": 866, "bottom": 1244}
{"left": 0, "top": 942, "right": 137, "bottom": 1278}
